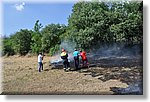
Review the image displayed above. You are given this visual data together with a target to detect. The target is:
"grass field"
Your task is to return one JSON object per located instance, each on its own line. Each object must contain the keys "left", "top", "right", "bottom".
{"left": 2, "top": 55, "right": 128, "bottom": 95}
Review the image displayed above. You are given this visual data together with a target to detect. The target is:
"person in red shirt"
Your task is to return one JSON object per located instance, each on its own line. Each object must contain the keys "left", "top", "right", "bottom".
{"left": 80, "top": 50, "right": 88, "bottom": 67}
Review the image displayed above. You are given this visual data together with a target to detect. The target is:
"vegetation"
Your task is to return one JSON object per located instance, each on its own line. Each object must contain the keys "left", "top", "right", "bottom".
{"left": 2, "top": 1, "right": 143, "bottom": 56}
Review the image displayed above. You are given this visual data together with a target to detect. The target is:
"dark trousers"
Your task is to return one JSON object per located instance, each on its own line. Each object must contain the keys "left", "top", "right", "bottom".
{"left": 62, "top": 59, "right": 69, "bottom": 69}
{"left": 38, "top": 62, "right": 43, "bottom": 72}
{"left": 74, "top": 56, "right": 79, "bottom": 69}
{"left": 82, "top": 59, "right": 88, "bottom": 66}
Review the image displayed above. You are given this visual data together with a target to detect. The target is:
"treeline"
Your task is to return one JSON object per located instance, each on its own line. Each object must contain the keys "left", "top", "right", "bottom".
{"left": 2, "top": 1, "right": 143, "bottom": 56}
{"left": 3, "top": 22, "right": 66, "bottom": 56}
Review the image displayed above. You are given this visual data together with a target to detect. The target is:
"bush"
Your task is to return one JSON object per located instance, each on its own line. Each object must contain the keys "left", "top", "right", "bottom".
{"left": 49, "top": 44, "right": 60, "bottom": 56}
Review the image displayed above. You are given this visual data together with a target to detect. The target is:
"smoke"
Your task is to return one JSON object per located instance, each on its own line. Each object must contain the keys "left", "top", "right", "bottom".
{"left": 88, "top": 43, "right": 142, "bottom": 59}
{"left": 50, "top": 40, "right": 77, "bottom": 63}
{"left": 60, "top": 40, "right": 77, "bottom": 53}
{"left": 50, "top": 41, "right": 142, "bottom": 64}
{"left": 50, "top": 55, "right": 62, "bottom": 64}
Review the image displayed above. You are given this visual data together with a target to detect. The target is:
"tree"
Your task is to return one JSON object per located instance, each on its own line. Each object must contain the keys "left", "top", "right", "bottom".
{"left": 67, "top": 1, "right": 143, "bottom": 50}
{"left": 67, "top": 1, "right": 110, "bottom": 49}
{"left": 41, "top": 24, "right": 66, "bottom": 54}
{"left": 2, "top": 1, "right": 143, "bottom": 56}
{"left": 2, "top": 37, "right": 15, "bottom": 56}
{"left": 31, "top": 20, "right": 43, "bottom": 54}
{"left": 110, "top": 1, "right": 143, "bottom": 44}
{"left": 12, "top": 29, "right": 32, "bottom": 55}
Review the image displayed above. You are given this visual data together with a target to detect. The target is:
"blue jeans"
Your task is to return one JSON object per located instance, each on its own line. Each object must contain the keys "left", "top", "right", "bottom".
{"left": 38, "top": 62, "right": 43, "bottom": 72}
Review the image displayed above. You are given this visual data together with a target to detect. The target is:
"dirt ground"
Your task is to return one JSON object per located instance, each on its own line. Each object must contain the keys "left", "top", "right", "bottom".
{"left": 2, "top": 55, "right": 128, "bottom": 95}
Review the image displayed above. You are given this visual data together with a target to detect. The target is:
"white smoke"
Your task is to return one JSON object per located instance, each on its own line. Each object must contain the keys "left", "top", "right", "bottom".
{"left": 50, "top": 40, "right": 77, "bottom": 63}
{"left": 89, "top": 43, "right": 142, "bottom": 58}
{"left": 60, "top": 40, "right": 77, "bottom": 53}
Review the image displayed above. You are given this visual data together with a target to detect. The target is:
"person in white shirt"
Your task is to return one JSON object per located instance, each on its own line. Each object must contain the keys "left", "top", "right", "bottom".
{"left": 38, "top": 52, "right": 43, "bottom": 72}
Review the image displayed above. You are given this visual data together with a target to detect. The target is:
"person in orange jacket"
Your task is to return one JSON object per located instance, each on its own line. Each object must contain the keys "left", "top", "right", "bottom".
{"left": 60, "top": 48, "right": 70, "bottom": 71}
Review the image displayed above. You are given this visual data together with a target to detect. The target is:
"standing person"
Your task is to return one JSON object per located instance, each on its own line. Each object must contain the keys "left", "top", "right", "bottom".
{"left": 73, "top": 49, "right": 80, "bottom": 69}
{"left": 61, "top": 48, "right": 70, "bottom": 71}
{"left": 80, "top": 50, "right": 88, "bottom": 67}
{"left": 38, "top": 52, "right": 43, "bottom": 72}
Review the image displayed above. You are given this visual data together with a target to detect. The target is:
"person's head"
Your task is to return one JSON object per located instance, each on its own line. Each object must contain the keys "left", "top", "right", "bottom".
{"left": 74, "top": 49, "right": 77, "bottom": 51}
{"left": 39, "top": 52, "right": 42, "bottom": 55}
{"left": 62, "top": 48, "right": 65, "bottom": 52}
{"left": 80, "top": 50, "right": 82, "bottom": 52}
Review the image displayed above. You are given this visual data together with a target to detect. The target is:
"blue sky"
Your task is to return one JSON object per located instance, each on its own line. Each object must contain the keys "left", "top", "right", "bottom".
{"left": 3, "top": 2, "right": 74, "bottom": 36}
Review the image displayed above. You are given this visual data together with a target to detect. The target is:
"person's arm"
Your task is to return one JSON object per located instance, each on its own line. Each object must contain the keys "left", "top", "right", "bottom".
{"left": 66, "top": 53, "right": 68, "bottom": 58}
{"left": 79, "top": 52, "right": 81, "bottom": 56}
{"left": 77, "top": 51, "right": 79, "bottom": 56}
{"left": 41, "top": 55, "right": 43, "bottom": 60}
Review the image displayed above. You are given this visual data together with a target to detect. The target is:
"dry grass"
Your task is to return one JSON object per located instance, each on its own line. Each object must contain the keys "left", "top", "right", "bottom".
{"left": 2, "top": 55, "right": 128, "bottom": 95}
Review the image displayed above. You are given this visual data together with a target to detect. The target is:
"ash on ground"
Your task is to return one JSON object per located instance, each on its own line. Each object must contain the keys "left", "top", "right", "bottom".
{"left": 50, "top": 56, "right": 143, "bottom": 95}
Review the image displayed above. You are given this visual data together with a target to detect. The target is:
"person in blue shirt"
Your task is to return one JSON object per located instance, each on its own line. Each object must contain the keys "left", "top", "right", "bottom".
{"left": 73, "top": 49, "right": 80, "bottom": 69}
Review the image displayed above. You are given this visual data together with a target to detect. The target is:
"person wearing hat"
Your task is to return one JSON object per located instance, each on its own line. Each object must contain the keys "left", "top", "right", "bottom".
{"left": 38, "top": 52, "right": 43, "bottom": 72}
{"left": 73, "top": 49, "right": 80, "bottom": 69}
{"left": 60, "top": 48, "right": 70, "bottom": 71}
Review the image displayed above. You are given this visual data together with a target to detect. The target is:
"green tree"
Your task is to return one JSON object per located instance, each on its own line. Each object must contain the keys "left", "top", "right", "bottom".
{"left": 12, "top": 29, "right": 32, "bottom": 55}
{"left": 67, "top": 1, "right": 143, "bottom": 50}
{"left": 110, "top": 1, "right": 143, "bottom": 44}
{"left": 2, "top": 1, "right": 143, "bottom": 56}
{"left": 41, "top": 24, "right": 66, "bottom": 54}
{"left": 2, "top": 37, "right": 15, "bottom": 56}
{"left": 68, "top": 1, "right": 110, "bottom": 49}
{"left": 31, "top": 20, "right": 43, "bottom": 54}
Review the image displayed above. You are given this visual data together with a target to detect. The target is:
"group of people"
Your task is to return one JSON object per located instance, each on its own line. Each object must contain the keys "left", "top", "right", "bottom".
{"left": 60, "top": 48, "right": 88, "bottom": 72}
{"left": 37, "top": 48, "right": 88, "bottom": 72}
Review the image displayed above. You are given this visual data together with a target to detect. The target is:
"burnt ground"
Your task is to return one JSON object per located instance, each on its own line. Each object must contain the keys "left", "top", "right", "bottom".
{"left": 2, "top": 56, "right": 128, "bottom": 95}
{"left": 51, "top": 56, "right": 143, "bottom": 95}
{"left": 2, "top": 55, "right": 142, "bottom": 95}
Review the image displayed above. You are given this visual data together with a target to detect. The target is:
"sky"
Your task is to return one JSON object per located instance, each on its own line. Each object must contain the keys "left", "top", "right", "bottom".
{"left": 3, "top": 2, "right": 74, "bottom": 36}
